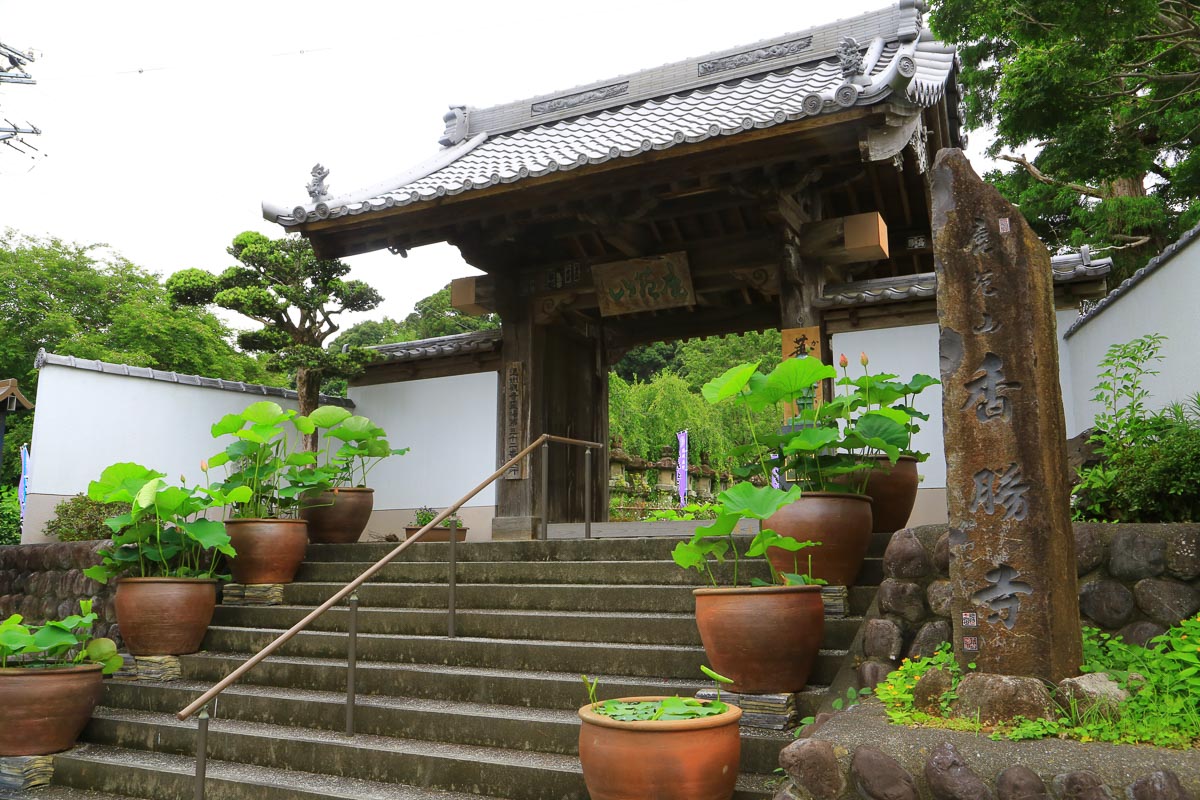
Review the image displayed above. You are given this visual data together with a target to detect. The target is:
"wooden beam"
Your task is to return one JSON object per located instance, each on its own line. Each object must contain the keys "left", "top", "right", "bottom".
{"left": 450, "top": 276, "right": 496, "bottom": 316}
{"left": 797, "top": 212, "right": 889, "bottom": 265}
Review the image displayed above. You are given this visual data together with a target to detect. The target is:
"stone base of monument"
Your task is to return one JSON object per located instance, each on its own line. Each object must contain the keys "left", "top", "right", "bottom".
{"left": 112, "top": 654, "right": 182, "bottom": 682}
{"left": 776, "top": 702, "right": 1199, "bottom": 800}
{"left": 695, "top": 689, "right": 796, "bottom": 730}
{"left": 0, "top": 755, "right": 54, "bottom": 791}
{"left": 223, "top": 583, "right": 285, "bottom": 606}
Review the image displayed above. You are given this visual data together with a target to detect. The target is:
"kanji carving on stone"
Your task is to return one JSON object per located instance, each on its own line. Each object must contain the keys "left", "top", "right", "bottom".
{"left": 962, "top": 353, "right": 1021, "bottom": 422}
{"left": 970, "top": 463, "right": 1030, "bottom": 521}
{"left": 970, "top": 564, "right": 1033, "bottom": 630}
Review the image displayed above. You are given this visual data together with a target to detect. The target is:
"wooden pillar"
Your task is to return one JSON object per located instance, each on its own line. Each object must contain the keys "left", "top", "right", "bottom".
{"left": 492, "top": 286, "right": 608, "bottom": 539}
{"left": 778, "top": 191, "right": 830, "bottom": 375}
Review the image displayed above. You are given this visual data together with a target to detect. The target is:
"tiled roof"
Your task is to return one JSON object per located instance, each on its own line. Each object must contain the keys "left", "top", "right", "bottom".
{"left": 34, "top": 349, "right": 355, "bottom": 408}
{"left": 1065, "top": 221, "right": 1200, "bottom": 338}
{"left": 816, "top": 254, "right": 1112, "bottom": 308}
{"left": 264, "top": 2, "right": 961, "bottom": 228}
{"left": 368, "top": 330, "right": 502, "bottom": 363}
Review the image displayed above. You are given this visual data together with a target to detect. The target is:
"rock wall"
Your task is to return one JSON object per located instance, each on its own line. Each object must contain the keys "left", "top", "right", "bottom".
{"left": 0, "top": 541, "right": 121, "bottom": 649}
{"left": 858, "top": 523, "right": 1200, "bottom": 689}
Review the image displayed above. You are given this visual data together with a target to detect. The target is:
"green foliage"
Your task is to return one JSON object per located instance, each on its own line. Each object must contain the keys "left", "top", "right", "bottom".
{"left": 168, "top": 232, "right": 384, "bottom": 421}
{"left": 874, "top": 622, "right": 1200, "bottom": 749}
{"left": 646, "top": 503, "right": 719, "bottom": 521}
{"left": 306, "top": 407, "right": 408, "bottom": 489}
{"left": 411, "top": 506, "right": 460, "bottom": 528}
{"left": 205, "top": 401, "right": 328, "bottom": 520}
{"left": 930, "top": 0, "right": 1200, "bottom": 280}
{"left": 1074, "top": 335, "right": 1200, "bottom": 521}
{"left": 0, "top": 486, "right": 20, "bottom": 546}
{"left": 613, "top": 341, "right": 681, "bottom": 383}
{"left": 0, "top": 233, "right": 278, "bottom": 485}
{"left": 582, "top": 666, "right": 734, "bottom": 720}
{"left": 83, "top": 463, "right": 239, "bottom": 584}
{"left": 0, "top": 600, "right": 123, "bottom": 674}
{"left": 608, "top": 372, "right": 738, "bottom": 468}
{"left": 44, "top": 494, "right": 130, "bottom": 542}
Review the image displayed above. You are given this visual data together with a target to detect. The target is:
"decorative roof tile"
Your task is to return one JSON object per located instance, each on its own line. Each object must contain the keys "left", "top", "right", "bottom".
{"left": 368, "top": 330, "right": 503, "bottom": 363}
{"left": 33, "top": 349, "right": 355, "bottom": 408}
{"left": 816, "top": 255, "right": 1112, "bottom": 308}
{"left": 264, "top": 2, "right": 959, "bottom": 228}
{"left": 1064, "top": 221, "right": 1200, "bottom": 338}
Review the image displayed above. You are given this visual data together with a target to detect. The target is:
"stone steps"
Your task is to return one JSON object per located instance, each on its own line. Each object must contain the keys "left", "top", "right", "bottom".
{"left": 210, "top": 604, "right": 864, "bottom": 648}
{"left": 48, "top": 534, "right": 891, "bottom": 799}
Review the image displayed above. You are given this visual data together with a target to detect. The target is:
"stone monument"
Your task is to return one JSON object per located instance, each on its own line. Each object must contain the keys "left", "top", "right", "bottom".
{"left": 932, "top": 149, "right": 1082, "bottom": 683}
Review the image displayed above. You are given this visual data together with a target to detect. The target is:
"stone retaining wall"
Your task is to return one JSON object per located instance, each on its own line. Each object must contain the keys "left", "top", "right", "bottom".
{"left": 0, "top": 541, "right": 121, "bottom": 648}
{"left": 858, "top": 523, "right": 1200, "bottom": 690}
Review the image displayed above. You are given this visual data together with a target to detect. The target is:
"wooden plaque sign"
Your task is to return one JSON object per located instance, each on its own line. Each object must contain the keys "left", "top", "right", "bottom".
{"left": 503, "top": 362, "right": 526, "bottom": 480}
{"left": 592, "top": 252, "right": 695, "bottom": 317}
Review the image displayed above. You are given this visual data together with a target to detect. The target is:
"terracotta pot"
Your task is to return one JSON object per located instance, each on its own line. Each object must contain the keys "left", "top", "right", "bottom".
{"left": 578, "top": 696, "right": 742, "bottom": 800}
{"left": 0, "top": 663, "right": 104, "bottom": 756}
{"left": 114, "top": 577, "right": 216, "bottom": 656}
{"left": 765, "top": 492, "right": 874, "bottom": 586}
{"left": 861, "top": 456, "right": 919, "bottom": 533}
{"left": 404, "top": 526, "right": 468, "bottom": 542}
{"left": 226, "top": 519, "right": 308, "bottom": 584}
{"left": 693, "top": 585, "right": 824, "bottom": 694}
{"left": 301, "top": 488, "right": 374, "bottom": 544}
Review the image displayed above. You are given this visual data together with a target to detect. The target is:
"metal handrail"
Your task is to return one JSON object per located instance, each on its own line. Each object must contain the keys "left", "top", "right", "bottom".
{"left": 178, "top": 433, "right": 602, "bottom": 797}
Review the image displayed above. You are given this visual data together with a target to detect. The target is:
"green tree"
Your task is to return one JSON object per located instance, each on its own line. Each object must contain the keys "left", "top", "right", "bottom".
{"left": 167, "top": 232, "right": 383, "bottom": 444}
{"left": 395, "top": 285, "right": 499, "bottom": 341}
{"left": 613, "top": 341, "right": 681, "bottom": 383}
{"left": 931, "top": 0, "right": 1200, "bottom": 279}
{"left": 0, "top": 232, "right": 275, "bottom": 485}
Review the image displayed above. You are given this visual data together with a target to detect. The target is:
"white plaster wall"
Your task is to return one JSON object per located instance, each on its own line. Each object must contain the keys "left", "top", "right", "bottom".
{"left": 1064, "top": 245, "right": 1200, "bottom": 434}
{"left": 346, "top": 371, "right": 498, "bottom": 512}
{"left": 830, "top": 325, "right": 946, "bottom": 489}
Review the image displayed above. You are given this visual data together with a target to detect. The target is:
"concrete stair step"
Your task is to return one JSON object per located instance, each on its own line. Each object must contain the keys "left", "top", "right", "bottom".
{"left": 278, "top": 580, "right": 878, "bottom": 616}
{"left": 210, "top": 605, "right": 864, "bottom": 650}
{"left": 0, "top": 784, "right": 131, "bottom": 800}
{"left": 199, "top": 627, "right": 847, "bottom": 684}
{"left": 180, "top": 652, "right": 832, "bottom": 718}
{"left": 52, "top": 743, "right": 508, "bottom": 800}
{"left": 79, "top": 710, "right": 777, "bottom": 800}
{"left": 101, "top": 680, "right": 789, "bottom": 775}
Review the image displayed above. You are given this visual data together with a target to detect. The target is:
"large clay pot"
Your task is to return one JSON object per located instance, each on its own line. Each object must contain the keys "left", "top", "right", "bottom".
{"left": 404, "top": 526, "right": 467, "bottom": 542}
{"left": 226, "top": 519, "right": 308, "bottom": 584}
{"left": 693, "top": 584, "right": 824, "bottom": 694}
{"left": 114, "top": 577, "right": 217, "bottom": 656}
{"left": 578, "top": 696, "right": 742, "bottom": 800}
{"left": 0, "top": 663, "right": 104, "bottom": 756}
{"left": 861, "top": 456, "right": 919, "bottom": 533}
{"left": 301, "top": 487, "right": 374, "bottom": 544}
{"left": 765, "top": 492, "right": 874, "bottom": 586}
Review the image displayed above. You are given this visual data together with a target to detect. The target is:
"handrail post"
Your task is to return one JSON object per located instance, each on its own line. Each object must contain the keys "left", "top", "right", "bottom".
{"left": 584, "top": 446, "right": 593, "bottom": 540}
{"left": 540, "top": 440, "right": 550, "bottom": 541}
{"left": 346, "top": 591, "right": 358, "bottom": 735}
{"left": 193, "top": 705, "right": 209, "bottom": 800}
{"left": 447, "top": 517, "right": 457, "bottom": 638}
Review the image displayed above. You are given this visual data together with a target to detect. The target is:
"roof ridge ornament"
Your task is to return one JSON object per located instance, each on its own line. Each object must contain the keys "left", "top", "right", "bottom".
{"left": 306, "top": 163, "right": 330, "bottom": 202}
{"left": 440, "top": 105, "right": 470, "bottom": 148}
{"left": 837, "top": 38, "right": 866, "bottom": 78}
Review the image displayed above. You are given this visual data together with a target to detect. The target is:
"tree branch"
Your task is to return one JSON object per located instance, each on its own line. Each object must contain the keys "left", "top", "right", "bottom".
{"left": 997, "top": 154, "right": 1106, "bottom": 199}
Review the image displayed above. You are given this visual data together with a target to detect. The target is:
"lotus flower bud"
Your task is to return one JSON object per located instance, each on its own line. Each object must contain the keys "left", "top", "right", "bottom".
{"left": 860, "top": 351, "right": 869, "bottom": 367}
{"left": 200, "top": 460, "right": 209, "bottom": 472}
{"left": 839, "top": 353, "right": 849, "bottom": 368}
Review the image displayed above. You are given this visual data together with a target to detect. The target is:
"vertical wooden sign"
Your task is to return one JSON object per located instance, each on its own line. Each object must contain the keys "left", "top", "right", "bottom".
{"left": 503, "top": 362, "right": 526, "bottom": 480}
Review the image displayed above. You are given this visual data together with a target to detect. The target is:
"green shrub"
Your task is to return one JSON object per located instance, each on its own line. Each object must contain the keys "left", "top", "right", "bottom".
{"left": 43, "top": 493, "right": 127, "bottom": 542}
{"left": 0, "top": 486, "right": 19, "bottom": 545}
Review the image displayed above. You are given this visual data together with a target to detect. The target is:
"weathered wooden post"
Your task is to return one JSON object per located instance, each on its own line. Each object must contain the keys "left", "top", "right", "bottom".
{"left": 932, "top": 149, "right": 1082, "bottom": 683}
{"left": 0, "top": 380, "right": 34, "bottom": 476}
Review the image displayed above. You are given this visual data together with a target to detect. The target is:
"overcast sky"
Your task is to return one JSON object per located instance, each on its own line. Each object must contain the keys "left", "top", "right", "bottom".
{"left": 0, "top": 1, "right": 989, "bottom": 331}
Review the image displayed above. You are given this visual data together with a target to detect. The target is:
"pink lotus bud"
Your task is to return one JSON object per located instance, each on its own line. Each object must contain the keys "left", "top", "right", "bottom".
{"left": 839, "top": 354, "right": 849, "bottom": 368}
{"left": 200, "top": 460, "right": 209, "bottom": 472}
{"left": 860, "top": 351, "right": 869, "bottom": 367}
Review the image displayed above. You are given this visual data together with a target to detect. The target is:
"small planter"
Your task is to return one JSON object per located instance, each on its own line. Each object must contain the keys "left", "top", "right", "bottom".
{"left": 301, "top": 487, "right": 374, "bottom": 544}
{"left": 766, "top": 492, "right": 873, "bottom": 586}
{"left": 578, "top": 696, "right": 742, "bottom": 800}
{"left": 693, "top": 584, "right": 824, "bottom": 694}
{"left": 404, "top": 526, "right": 467, "bottom": 542}
{"left": 0, "top": 663, "right": 104, "bottom": 756}
{"left": 226, "top": 519, "right": 308, "bottom": 584}
{"left": 114, "top": 577, "right": 217, "bottom": 656}
{"left": 860, "top": 455, "right": 919, "bottom": 533}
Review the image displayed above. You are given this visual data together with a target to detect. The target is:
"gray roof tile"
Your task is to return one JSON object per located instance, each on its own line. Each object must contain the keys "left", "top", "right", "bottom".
{"left": 368, "top": 330, "right": 502, "bottom": 364}
{"left": 33, "top": 349, "right": 355, "bottom": 408}
{"left": 265, "top": 3, "right": 959, "bottom": 227}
